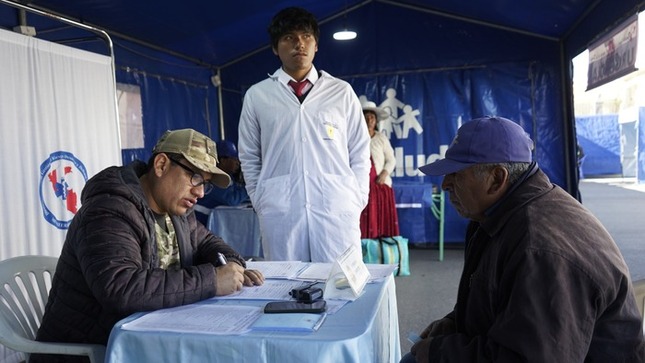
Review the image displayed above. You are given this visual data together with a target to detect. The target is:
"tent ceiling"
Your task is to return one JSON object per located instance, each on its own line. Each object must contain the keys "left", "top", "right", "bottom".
{"left": 2, "top": 0, "right": 643, "bottom": 68}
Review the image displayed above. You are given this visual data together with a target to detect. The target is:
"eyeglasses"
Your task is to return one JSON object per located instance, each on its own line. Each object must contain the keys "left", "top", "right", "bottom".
{"left": 168, "top": 157, "right": 214, "bottom": 195}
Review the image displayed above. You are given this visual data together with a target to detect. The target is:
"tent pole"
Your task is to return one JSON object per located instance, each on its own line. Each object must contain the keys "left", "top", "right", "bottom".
{"left": 559, "top": 41, "right": 578, "bottom": 198}
{"left": 216, "top": 69, "right": 225, "bottom": 140}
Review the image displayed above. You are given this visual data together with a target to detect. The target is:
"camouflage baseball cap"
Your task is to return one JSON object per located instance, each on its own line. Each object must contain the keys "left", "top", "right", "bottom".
{"left": 153, "top": 129, "right": 231, "bottom": 188}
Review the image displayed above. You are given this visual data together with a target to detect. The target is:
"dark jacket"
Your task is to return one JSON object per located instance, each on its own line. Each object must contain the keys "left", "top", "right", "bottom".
{"left": 34, "top": 161, "right": 245, "bottom": 361}
{"left": 429, "top": 169, "right": 644, "bottom": 362}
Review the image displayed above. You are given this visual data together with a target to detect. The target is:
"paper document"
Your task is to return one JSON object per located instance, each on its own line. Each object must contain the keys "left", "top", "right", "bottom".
{"left": 323, "top": 245, "right": 369, "bottom": 301}
{"left": 121, "top": 304, "right": 262, "bottom": 335}
{"left": 296, "top": 263, "right": 333, "bottom": 281}
{"left": 295, "top": 263, "right": 395, "bottom": 283}
{"left": 364, "top": 264, "right": 398, "bottom": 281}
{"left": 214, "top": 279, "right": 321, "bottom": 301}
{"left": 246, "top": 261, "right": 308, "bottom": 279}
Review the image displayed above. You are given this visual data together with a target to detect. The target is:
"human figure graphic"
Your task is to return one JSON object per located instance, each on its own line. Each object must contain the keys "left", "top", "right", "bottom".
{"left": 379, "top": 88, "right": 404, "bottom": 139}
{"left": 397, "top": 104, "right": 424, "bottom": 138}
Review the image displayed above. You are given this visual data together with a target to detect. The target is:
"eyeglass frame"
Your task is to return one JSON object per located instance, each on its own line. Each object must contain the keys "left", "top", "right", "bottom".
{"left": 166, "top": 155, "right": 215, "bottom": 195}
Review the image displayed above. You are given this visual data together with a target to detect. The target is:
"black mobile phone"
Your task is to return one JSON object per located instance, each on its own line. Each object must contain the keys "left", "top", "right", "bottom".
{"left": 264, "top": 300, "right": 327, "bottom": 314}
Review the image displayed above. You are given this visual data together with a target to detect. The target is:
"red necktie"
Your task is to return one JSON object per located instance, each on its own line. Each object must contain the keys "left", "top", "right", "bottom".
{"left": 288, "top": 80, "right": 310, "bottom": 97}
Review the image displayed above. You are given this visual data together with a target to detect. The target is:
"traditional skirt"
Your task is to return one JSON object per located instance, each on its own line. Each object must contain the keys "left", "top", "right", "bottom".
{"left": 360, "top": 159, "right": 400, "bottom": 238}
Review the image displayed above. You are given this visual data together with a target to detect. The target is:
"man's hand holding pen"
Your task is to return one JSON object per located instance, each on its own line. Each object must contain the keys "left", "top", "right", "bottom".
{"left": 215, "top": 253, "right": 264, "bottom": 296}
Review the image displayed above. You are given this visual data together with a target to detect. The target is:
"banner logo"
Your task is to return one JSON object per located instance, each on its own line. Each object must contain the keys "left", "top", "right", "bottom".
{"left": 361, "top": 88, "right": 425, "bottom": 140}
{"left": 380, "top": 88, "right": 424, "bottom": 140}
{"left": 587, "top": 14, "right": 638, "bottom": 90}
{"left": 362, "top": 88, "right": 445, "bottom": 177}
{"left": 39, "top": 151, "right": 88, "bottom": 229}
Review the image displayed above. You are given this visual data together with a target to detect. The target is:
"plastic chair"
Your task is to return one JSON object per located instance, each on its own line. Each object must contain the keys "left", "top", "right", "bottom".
{"left": 634, "top": 279, "right": 645, "bottom": 333}
{"left": 0, "top": 255, "right": 105, "bottom": 363}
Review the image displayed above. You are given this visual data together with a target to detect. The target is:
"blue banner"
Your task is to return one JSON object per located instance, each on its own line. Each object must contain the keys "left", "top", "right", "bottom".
{"left": 347, "top": 63, "right": 555, "bottom": 244}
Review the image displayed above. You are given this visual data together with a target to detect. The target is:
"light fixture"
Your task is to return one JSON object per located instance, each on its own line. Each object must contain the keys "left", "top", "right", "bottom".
{"left": 333, "top": 2, "right": 357, "bottom": 41}
{"left": 333, "top": 29, "right": 357, "bottom": 40}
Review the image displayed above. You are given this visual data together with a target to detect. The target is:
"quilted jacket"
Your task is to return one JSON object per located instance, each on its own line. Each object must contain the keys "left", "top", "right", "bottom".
{"left": 34, "top": 161, "right": 245, "bottom": 361}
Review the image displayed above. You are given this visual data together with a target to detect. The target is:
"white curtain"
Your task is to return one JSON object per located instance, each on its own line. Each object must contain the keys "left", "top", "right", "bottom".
{"left": 0, "top": 28, "right": 121, "bottom": 261}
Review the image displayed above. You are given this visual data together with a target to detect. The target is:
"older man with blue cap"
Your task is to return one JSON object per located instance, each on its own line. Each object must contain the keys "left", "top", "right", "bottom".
{"left": 402, "top": 116, "right": 644, "bottom": 363}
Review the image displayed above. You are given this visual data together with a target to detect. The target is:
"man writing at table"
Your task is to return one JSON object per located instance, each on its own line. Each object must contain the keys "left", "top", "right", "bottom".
{"left": 33, "top": 128, "right": 264, "bottom": 363}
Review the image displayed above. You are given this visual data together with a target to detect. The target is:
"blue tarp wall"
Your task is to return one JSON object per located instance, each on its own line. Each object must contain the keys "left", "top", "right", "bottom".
{"left": 1, "top": 0, "right": 643, "bottom": 245}
{"left": 0, "top": 1, "right": 597, "bottom": 245}
{"left": 112, "top": 40, "right": 220, "bottom": 164}
{"left": 216, "top": 3, "right": 567, "bottom": 244}
{"left": 576, "top": 111, "right": 645, "bottom": 181}
{"left": 576, "top": 114, "right": 622, "bottom": 177}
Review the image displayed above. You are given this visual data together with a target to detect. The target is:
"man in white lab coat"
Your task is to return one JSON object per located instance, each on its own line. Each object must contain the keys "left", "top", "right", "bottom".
{"left": 238, "top": 7, "right": 370, "bottom": 262}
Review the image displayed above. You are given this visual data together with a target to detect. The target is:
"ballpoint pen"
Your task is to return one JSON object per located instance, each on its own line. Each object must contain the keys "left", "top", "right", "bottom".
{"left": 217, "top": 252, "right": 227, "bottom": 266}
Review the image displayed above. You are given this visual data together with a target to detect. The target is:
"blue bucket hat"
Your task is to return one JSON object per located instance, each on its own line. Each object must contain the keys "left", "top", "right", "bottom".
{"left": 419, "top": 116, "right": 534, "bottom": 176}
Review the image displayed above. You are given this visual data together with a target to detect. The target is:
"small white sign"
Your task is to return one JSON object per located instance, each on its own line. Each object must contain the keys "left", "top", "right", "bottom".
{"left": 323, "top": 244, "right": 370, "bottom": 301}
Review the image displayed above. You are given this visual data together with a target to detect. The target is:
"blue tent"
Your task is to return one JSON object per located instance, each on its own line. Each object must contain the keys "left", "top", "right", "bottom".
{"left": 2, "top": 0, "right": 644, "bottom": 243}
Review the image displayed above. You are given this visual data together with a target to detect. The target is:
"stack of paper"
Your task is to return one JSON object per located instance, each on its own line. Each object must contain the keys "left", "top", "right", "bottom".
{"left": 121, "top": 304, "right": 262, "bottom": 335}
{"left": 246, "top": 261, "right": 308, "bottom": 279}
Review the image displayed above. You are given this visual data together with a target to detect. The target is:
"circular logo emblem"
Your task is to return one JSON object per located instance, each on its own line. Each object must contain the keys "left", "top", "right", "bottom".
{"left": 39, "top": 151, "right": 88, "bottom": 229}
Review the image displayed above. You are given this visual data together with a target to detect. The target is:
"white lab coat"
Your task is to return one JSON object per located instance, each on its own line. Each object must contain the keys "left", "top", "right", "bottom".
{"left": 238, "top": 66, "right": 370, "bottom": 262}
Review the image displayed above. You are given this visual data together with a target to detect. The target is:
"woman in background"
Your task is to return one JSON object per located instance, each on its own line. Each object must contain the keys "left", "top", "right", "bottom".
{"left": 360, "top": 101, "right": 399, "bottom": 238}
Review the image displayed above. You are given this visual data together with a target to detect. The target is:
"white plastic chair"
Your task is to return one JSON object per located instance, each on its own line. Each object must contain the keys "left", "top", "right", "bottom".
{"left": 0, "top": 255, "right": 105, "bottom": 363}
